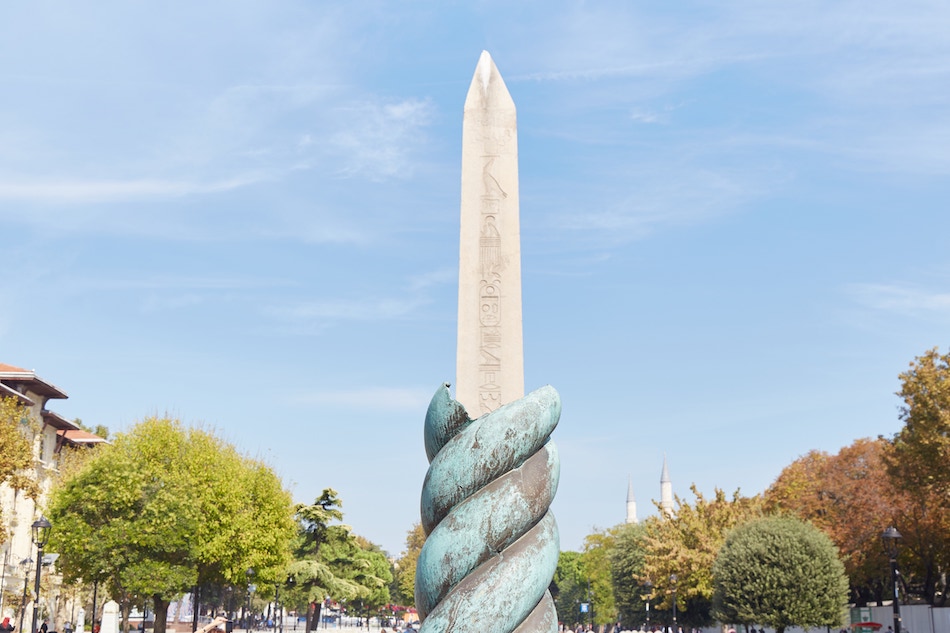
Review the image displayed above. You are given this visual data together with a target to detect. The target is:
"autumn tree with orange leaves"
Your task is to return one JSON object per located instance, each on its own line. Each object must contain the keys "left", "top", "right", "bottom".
{"left": 764, "top": 439, "right": 896, "bottom": 605}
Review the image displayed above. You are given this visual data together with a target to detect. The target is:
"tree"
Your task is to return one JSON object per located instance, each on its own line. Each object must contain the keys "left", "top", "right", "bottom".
{"left": 765, "top": 439, "right": 902, "bottom": 605}
{"left": 47, "top": 417, "right": 295, "bottom": 633}
{"left": 550, "top": 551, "right": 585, "bottom": 627}
{"left": 608, "top": 523, "right": 648, "bottom": 629}
{"left": 0, "top": 396, "right": 40, "bottom": 511}
{"left": 712, "top": 516, "right": 848, "bottom": 633}
{"left": 582, "top": 529, "right": 618, "bottom": 627}
{"left": 887, "top": 347, "right": 950, "bottom": 497}
{"left": 288, "top": 490, "right": 391, "bottom": 632}
{"left": 392, "top": 523, "right": 425, "bottom": 608}
{"left": 350, "top": 536, "right": 393, "bottom": 615}
{"left": 883, "top": 348, "right": 950, "bottom": 605}
{"left": 641, "top": 486, "right": 762, "bottom": 627}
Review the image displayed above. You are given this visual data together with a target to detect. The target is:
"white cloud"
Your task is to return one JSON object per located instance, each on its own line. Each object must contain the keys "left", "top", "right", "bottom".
{"left": 548, "top": 165, "right": 777, "bottom": 242}
{"left": 0, "top": 174, "right": 266, "bottom": 204}
{"left": 329, "top": 98, "right": 436, "bottom": 180}
{"left": 847, "top": 283, "right": 950, "bottom": 317}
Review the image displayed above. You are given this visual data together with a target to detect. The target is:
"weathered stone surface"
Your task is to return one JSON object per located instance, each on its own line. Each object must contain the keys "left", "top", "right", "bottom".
{"left": 456, "top": 50, "right": 524, "bottom": 417}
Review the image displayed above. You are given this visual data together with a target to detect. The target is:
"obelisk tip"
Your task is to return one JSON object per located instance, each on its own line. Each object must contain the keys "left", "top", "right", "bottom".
{"left": 477, "top": 50, "right": 493, "bottom": 90}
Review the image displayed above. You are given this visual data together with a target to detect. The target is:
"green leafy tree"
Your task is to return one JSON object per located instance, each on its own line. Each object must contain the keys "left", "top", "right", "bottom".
{"left": 712, "top": 516, "right": 848, "bottom": 633}
{"left": 582, "top": 529, "right": 618, "bottom": 626}
{"left": 351, "top": 536, "right": 393, "bottom": 613}
{"left": 47, "top": 417, "right": 295, "bottom": 633}
{"left": 641, "top": 486, "right": 762, "bottom": 627}
{"left": 888, "top": 347, "right": 950, "bottom": 497}
{"left": 392, "top": 523, "right": 425, "bottom": 608}
{"left": 609, "top": 523, "right": 648, "bottom": 629}
{"left": 288, "top": 490, "right": 390, "bottom": 631}
{"left": 551, "top": 551, "right": 586, "bottom": 627}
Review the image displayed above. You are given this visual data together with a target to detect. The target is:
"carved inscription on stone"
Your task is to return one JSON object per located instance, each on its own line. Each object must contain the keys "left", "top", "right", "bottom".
{"left": 457, "top": 50, "right": 523, "bottom": 418}
{"left": 478, "top": 154, "right": 505, "bottom": 413}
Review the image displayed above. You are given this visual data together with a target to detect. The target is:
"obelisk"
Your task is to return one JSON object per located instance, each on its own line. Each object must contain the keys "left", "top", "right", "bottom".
{"left": 456, "top": 50, "right": 524, "bottom": 416}
{"left": 416, "top": 52, "right": 561, "bottom": 633}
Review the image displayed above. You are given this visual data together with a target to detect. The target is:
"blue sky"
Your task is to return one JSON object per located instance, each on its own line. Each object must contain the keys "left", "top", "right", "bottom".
{"left": 2, "top": 2, "right": 949, "bottom": 557}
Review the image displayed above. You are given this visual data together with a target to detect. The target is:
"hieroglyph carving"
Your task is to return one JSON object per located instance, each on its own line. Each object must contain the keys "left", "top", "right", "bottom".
{"left": 457, "top": 51, "right": 524, "bottom": 416}
{"left": 478, "top": 156, "right": 506, "bottom": 413}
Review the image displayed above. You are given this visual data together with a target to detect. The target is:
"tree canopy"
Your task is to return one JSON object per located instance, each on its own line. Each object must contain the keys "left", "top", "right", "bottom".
{"left": 551, "top": 550, "right": 586, "bottom": 627}
{"left": 0, "top": 396, "right": 40, "bottom": 508}
{"left": 287, "top": 489, "right": 392, "bottom": 632}
{"left": 392, "top": 522, "right": 424, "bottom": 608}
{"left": 608, "top": 522, "right": 648, "bottom": 630}
{"left": 712, "top": 516, "right": 848, "bottom": 633}
{"left": 888, "top": 347, "right": 950, "bottom": 498}
{"left": 765, "top": 438, "right": 895, "bottom": 604}
{"left": 47, "top": 417, "right": 295, "bottom": 633}
{"left": 582, "top": 529, "right": 619, "bottom": 626}
{"left": 641, "top": 486, "right": 762, "bottom": 627}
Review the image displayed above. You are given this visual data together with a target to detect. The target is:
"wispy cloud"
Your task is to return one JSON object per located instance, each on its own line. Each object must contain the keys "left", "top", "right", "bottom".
{"left": 292, "top": 386, "right": 432, "bottom": 412}
{"left": 408, "top": 268, "right": 455, "bottom": 291}
{"left": 71, "top": 275, "right": 297, "bottom": 292}
{"left": 847, "top": 283, "right": 950, "bottom": 317}
{"left": 267, "top": 296, "right": 428, "bottom": 324}
{"left": 548, "top": 165, "right": 777, "bottom": 242}
{"left": 329, "top": 98, "right": 436, "bottom": 180}
{"left": 0, "top": 174, "right": 267, "bottom": 204}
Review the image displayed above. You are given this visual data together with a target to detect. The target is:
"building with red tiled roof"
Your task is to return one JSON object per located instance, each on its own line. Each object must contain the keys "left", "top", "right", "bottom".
{"left": 0, "top": 362, "right": 107, "bottom": 627}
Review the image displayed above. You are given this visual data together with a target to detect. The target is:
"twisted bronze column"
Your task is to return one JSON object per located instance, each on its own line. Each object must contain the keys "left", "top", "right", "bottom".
{"left": 416, "top": 384, "right": 561, "bottom": 633}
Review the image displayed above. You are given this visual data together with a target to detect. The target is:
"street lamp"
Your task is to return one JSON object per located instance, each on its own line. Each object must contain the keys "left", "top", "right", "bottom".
{"left": 18, "top": 558, "right": 33, "bottom": 633}
{"left": 669, "top": 574, "right": 677, "bottom": 633}
{"left": 30, "top": 517, "right": 52, "bottom": 633}
{"left": 643, "top": 581, "right": 653, "bottom": 632}
{"left": 882, "top": 527, "right": 902, "bottom": 633}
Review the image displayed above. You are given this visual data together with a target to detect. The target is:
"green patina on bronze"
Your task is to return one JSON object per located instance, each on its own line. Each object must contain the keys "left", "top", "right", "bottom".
{"left": 417, "top": 384, "right": 561, "bottom": 633}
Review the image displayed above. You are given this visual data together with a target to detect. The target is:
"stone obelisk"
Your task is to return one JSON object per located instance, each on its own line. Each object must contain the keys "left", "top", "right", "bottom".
{"left": 456, "top": 50, "right": 524, "bottom": 416}
{"left": 417, "top": 52, "right": 561, "bottom": 633}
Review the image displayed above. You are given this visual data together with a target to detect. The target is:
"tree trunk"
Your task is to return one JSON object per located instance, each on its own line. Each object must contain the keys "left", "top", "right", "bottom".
{"left": 308, "top": 603, "right": 321, "bottom": 633}
{"left": 121, "top": 602, "right": 131, "bottom": 633}
{"left": 191, "top": 586, "right": 200, "bottom": 633}
{"left": 152, "top": 596, "right": 170, "bottom": 633}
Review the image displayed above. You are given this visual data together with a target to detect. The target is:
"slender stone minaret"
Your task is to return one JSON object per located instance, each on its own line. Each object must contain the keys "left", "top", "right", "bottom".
{"left": 456, "top": 50, "right": 524, "bottom": 416}
{"left": 626, "top": 477, "right": 638, "bottom": 524}
{"left": 660, "top": 455, "right": 674, "bottom": 517}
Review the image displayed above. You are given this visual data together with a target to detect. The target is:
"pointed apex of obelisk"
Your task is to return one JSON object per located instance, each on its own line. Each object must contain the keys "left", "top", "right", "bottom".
{"left": 477, "top": 50, "right": 493, "bottom": 90}
{"left": 466, "top": 51, "right": 514, "bottom": 111}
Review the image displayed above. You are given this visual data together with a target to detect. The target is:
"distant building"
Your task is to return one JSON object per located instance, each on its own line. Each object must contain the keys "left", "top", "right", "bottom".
{"left": 625, "top": 455, "right": 675, "bottom": 524}
{"left": 625, "top": 477, "right": 637, "bottom": 524}
{"left": 660, "top": 454, "right": 674, "bottom": 517}
{"left": 0, "top": 363, "right": 106, "bottom": 628}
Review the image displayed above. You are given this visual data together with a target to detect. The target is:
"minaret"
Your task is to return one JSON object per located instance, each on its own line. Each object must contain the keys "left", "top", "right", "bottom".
{"left": 626, "top": 477, "right": 638, "bottom": 524}
{"left": 660, "top": 455, "right": 674, "bottom": 517}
